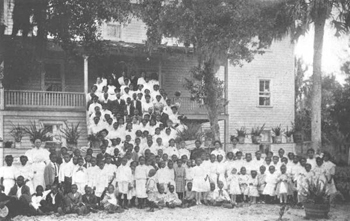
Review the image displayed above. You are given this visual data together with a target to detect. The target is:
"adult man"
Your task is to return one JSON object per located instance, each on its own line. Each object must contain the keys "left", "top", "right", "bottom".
{"left": 190, "top": 140, "right": 205, "bottom": 160}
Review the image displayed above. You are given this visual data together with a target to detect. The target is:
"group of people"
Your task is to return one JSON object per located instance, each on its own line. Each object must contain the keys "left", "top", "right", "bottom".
{"left": 0, "top": 135, "right": 338, "bottom": 218}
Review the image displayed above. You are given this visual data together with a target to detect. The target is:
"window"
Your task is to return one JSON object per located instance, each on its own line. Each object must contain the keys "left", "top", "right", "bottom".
{"left": 42, "top": 122, "right": 63, "bottom": 143}
{"left": 259, "top": 79, "right": 271, "bottom": 106}
{"left": 106, "top": 24, "right": 121, "bottom": 38}
{"left": 43, "top": 61, "right": 64, "bottom": 91}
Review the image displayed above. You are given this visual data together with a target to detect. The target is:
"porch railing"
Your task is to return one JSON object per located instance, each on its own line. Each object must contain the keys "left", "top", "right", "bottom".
{"left": 172, "top": 97, "right": 224, "bottom": 115}
{"left": 4, "top": 90, "right": 86, "bottom": 109}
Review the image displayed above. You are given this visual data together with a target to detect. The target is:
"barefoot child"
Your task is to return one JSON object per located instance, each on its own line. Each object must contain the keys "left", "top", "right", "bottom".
{"left": 174, "top": 159, "right": 186, "bottom": 200}
{"left": 182, "top": 182, "right": 196, "bottom": 208}
{"left": 238, "top": 167, "right": 249, "bottom": 202}
{"left": 227, "top": 167, "right": 240, "bottom": 204}
{"left": 135, "top": 156, "right": 148, "bottom": 208}
{"left": 263, "top": 166, "right": 279, "bottom": 204}
{"left": 248, "top": 170, "right": 259, "bottom": 204}
{"left": 146, "top": 169, "right": 158, "bottom": 212}
{"left": 165, "top": 185, "right": 182, "bottom": 208}
{"left": 276, "top": 165, "right": 289, "bottom": 204}
{"left": 204, "top": 182, "right": 216, "bottom": 205}
{"left": 116, "top": 157, "right": 133, "bottom": 209}
{"left": 213, "top": 181, "right": 233, "bottom": 208}
{"left": 257, "top": 165, "right": 267, "bottom": 203}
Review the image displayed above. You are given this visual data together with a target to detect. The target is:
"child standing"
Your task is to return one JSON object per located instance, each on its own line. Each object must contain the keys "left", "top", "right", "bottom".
{"left": 146, "top": 169, "right": 158, "bottom": 212}
{"left": 135, "top": 156, "right": 148, "bottom": 209}
{"left": 116, "top": 158, "right": 133, "bottom": 209}
{"left": 276, "top": 165, "right": 290, "bottom": 204}
{"left": 263, "top": 166, "right": 279, "bottom": 204}
{"left": 227, "top": 168, "right": 241, "bottom": 205}
{"left": 257, "top": 165, "right": 267, "bottom": 203}
{"left": 192, "top": 158, "right": 209, "bottom": 205}
{"left": 248, "top": 170, "right": 259, "bottom": 204}
{"left": 0, "top": 155, "right": 16, "bottom": 195}
{"left": 174, "top": 159, "right": 186, "bottom": 200}
{"left": 72, "top": 157, "right": 88, "bottom": 194}
{"left": 238, "top": 167, "right": 250, "bottom": 202}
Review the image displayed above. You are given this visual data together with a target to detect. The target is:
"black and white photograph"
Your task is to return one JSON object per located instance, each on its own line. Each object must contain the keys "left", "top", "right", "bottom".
{"left": 0, "top": 0, "right": 349, "bottom": 220}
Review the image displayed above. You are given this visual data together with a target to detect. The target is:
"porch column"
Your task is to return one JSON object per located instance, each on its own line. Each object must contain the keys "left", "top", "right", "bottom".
{"left": 0, "top": 61, "right": 4, "bottom": 166}
{"left": 158, "top": 58, "right": 162, "bottom": 87}
{"left": 83, "top": 55, "right": 89, "bottom": 95}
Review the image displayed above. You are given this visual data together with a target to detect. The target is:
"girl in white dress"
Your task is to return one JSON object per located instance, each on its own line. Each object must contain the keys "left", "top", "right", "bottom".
{"left": 192, "top": 158, "right": 209, "bottom": 205}
{"left": 208, "top": 154, "right": 218, "bottom": 185}
{"left": 248, "top": 170, "right": 259, "bottom": 204}
{"left": 227, "top": 168, "right": 241, "bottom": 205}
{"left": 135, "top": 157, "right": 148, "bottom": 208}
{"left": 238, "top": 167, "right": 250, "bottom": 202}
{"left": 216, "top": 155, "right": 227, "bottom": 189}
{"left": 0, "top": 155, "right": 16, "bottom": 195}
{"left": 263, "top": 165, "right": 279, "bottom": 204}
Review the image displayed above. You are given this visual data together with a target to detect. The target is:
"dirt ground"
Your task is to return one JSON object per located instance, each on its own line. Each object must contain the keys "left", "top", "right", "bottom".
{"left": 12, "top": 203, "right": 350, "bottom": 221}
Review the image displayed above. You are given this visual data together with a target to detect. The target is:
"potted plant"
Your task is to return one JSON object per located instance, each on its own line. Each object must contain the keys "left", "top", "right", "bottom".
{"left": 177, "top": 122, "right": 201, "bottom": 149}
{"left": 236, "top": 127, "right": 246, "bottom": 144}
{"left": 272, "top": 124, "right": 283, "bottom": 144}
{"left": 285, "top": 126, "right": 294, "bottom": 143}
{"left": 251, "top": 123, "right": 265, "bottom": 144}
{"left": 61, "top": 122, "right": 81, "bottom": 151}
{"left": 24, "top": 121, "right": 51, "bottom": 144}
{"left": 4, "top": 141, "right": 13, "bottom": 148}
{"left": 302, "top": 178, "right": 330, "bottom": 219}
{"left": 9, "top": 123, "right": 25, "bottom": 148}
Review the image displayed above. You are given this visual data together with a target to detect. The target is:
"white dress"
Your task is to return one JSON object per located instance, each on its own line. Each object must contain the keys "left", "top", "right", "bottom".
{"left": 227, "top": 174, "right": 241, "bottom": 195}
{"left": 25, "top": 147, "right": 50, "bottom": 190}
{"left": 323, "top": 161, "right": 337, "bottom": 195}
{"left": 263, "top": 172, "right": 279, "bottom": 196}
{"left": 0, "top": 166, "right": 16, "bottom": 195}
{"left": 192, "top": 165, "right": 209, "bottom": 192}
{"left": 216, "top": 162, "right": 228, "bottom": 189}
{"left": 15, "top": 164, "right": 35, "bottom": 194}
{"left": 135, "top": 165, "right": 148, "bottom": 198}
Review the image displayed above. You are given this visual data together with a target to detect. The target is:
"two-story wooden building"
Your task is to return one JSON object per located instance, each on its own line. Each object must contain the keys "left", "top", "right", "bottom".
{"left": 0, "top": 0, "right": 295, "bottom": 164}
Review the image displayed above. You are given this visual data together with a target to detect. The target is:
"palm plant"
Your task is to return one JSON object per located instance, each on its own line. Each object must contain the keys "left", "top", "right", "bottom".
{"left": 60, "top": 122, "right": 81, "bottom": 145}
{"left": 285, "top": 125, "right": 294, "bottom": 138}
{"left": 251, "top": 123, "right": 266, "bottom": 136}
{"left": 272, "top": 124, "right": 284, "bottom": 137}
{"left": 302, "top": 178, "right": 329, "bottom": 204}
{"left": 24, "top": 121, "right": 51, "bottom": 143}
{"left": 9, "top": 122, "right": 25, "bottom": 142}
{"left": 236, "top": 127, "right": 246, "bottom": 137}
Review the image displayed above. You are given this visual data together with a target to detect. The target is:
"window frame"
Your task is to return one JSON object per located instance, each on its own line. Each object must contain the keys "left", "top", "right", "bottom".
{"left": 105, "top": 23, "right": 122, "bottom": 40}
{"left": 257, "top": 79, "right": 273, "bottom": 108}
{"left": 41, "top": 59, "right": 65, "bottom": 92}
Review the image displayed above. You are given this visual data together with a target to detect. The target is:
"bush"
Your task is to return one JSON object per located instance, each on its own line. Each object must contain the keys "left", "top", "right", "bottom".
{"left": 334, "top": 166, "right": 350, "bottom": 201}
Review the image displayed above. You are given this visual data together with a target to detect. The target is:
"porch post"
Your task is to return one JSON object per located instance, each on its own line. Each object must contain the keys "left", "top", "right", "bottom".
{"left": 0, "top": 61, "right": 4, "bottom": 166}
{"left": 158, "top": 58, "right": 162, "bottom": 87}
{"left": 83, "top": 55, "right": 89, "bottom": 95}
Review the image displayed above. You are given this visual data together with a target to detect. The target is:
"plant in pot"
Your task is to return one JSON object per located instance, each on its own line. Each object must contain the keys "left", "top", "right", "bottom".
{"left": 24, "top": 121, "right": 51, "bottom": 145}
{"left": 301, "top": 178, "right": 330, "bottom": 219}
{"left": 251, "top": 123, "right": 265, "bottom": 144}
{"left": 285, "top": 126, "right": 294, "bottom": 143}
{"left": 236, "top": 127, "right": 246, "bottom": 144}
{"left": 177, "top": 122, "right": 201, "bottom": 149}
{"left": 9, "top": 123, "right": 25, "bottom": 148}
{"left": 61, "top": 122, "right": 81, "bottom": 151}
{"left": 272, "top": 124, "right": 284, "bottom": 144}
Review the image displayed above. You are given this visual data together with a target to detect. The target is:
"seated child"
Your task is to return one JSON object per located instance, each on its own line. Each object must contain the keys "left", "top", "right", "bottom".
{"left": 165, "top": 185, "right": 182, "bottom": 208}
{"left": 101, "top": 184, "right": 124, "bottom": 214}
{"left": 204, "top": 182, "right": 216, "bottom": 205}
{"left": 148, "top": 184, "right": 167, "bottom": 212}
{"left": 213, "top": 181, "right": 233, "bottom": 208}
{"left": 182, "top": 182, "right": 196, "bottom": 208}
{"left": 82, "top": 186, "right": 99, "bottom": 213}
{"left": 40, "top": 184, "right": 64, "bottom": 215}
{"left": 248, "top": 170, "right": 259, "bottom": 204}
{"left": 64, "top": 184, "right": 87, "bottom": 215}
{"left": 30, "top": 185, "right": 45, "bottom": 215}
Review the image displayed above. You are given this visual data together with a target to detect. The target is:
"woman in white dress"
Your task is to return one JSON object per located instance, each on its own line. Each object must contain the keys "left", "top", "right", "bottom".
{"left": 211, "top": 141, "right": 226, "bottom": 161}
{"left": 192, "top": 158, "right": 210, "bottom": 205}
{"left": 0, "top": 155, "right": 16, "bottom": 195}
{"left": 25, "top": 139, "right": 50, "bottom": 190}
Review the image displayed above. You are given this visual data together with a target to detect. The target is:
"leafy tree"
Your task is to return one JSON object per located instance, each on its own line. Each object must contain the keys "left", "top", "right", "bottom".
{"left": 277, "top": 0, "right": 350, "bottom": 151}
{"left": 138, "top": 0, "right": 288, "bottom": 141}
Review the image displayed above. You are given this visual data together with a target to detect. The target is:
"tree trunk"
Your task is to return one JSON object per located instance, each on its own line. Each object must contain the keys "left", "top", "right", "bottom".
{"left": 203, "top": 59, "right": 220, "bottom": 141}
{"left": 311, "top": 3, "right": 327, "bottom": 152}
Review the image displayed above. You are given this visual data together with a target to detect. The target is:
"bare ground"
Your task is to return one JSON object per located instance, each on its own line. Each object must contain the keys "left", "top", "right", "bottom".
{"left": 13, "top": 203, "right": 350, "bottom": 221}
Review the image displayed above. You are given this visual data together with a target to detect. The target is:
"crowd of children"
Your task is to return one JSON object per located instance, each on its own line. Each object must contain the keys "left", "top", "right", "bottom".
{"left": 0, "top": 141, "right": 338, "bottom": 219}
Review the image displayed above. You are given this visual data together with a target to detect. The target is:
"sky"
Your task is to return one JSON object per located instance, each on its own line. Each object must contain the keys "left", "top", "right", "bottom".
{"left": 295, "top": 22, "right": 350, "bottom": 84}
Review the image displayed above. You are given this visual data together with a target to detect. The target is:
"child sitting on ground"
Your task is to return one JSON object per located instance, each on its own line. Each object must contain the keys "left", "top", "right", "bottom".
{"left": 213, "top": 181, "right": 233, "bottom": 208}
{"left": 148, "top": 184, "right": 167, "bottom": 212}
{"left": 30, "top": 185, "right": 45, "bottom": 215}
{"left": 82, "top": 186, "right": 99, "bottom": 213}
{"left": 204, "top": 182, "right": 216, "bottom": 205}
{"left": 182, "top": 182, "right": 196, "bottom": 208}
{"left": 101, "top": 184, "right": 124, "bottom": 214}
{"left": 64, "top": 184, "right": 87, "bottom": 215}
{"left": 165, "top": 184, "right": 182, "bottom": 208}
